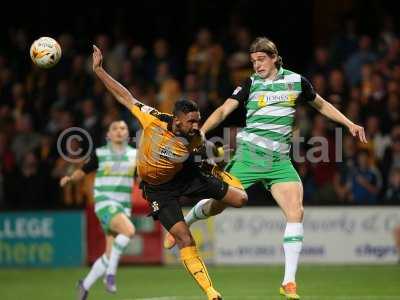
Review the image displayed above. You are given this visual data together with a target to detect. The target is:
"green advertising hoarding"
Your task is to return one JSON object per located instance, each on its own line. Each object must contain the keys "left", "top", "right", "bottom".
{"left": 0, "top": 211, "right": 85, "bottom": 267}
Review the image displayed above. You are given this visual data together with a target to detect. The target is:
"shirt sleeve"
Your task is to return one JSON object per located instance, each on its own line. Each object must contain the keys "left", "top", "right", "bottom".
{"left": 130, "top": 102, "right": 159, "bottom": 129}
{"left": 297, "top": 76, "right": 317, "bottom": 103}
{"left": 81, "top": 151, "right": 99, "bottom": 173}
{"left": 229, "top": 77, "right": 252, "bottom": 104}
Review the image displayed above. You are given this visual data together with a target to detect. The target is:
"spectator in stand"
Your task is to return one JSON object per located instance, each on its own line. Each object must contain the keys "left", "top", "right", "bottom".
{"left": 311, "top": 73, "right": 328, "bottom": 98}
{"left": 11, "top": 114, "right": 41, "bottom": 164}
{"left": 307, "top": 115, "right": 338, "bottom": 203}
{"left": 381, "top": 84, "right": 400, "bottom": 134}
{"left": 187, "top": 28, "right": 214, "bottom": 74}
{"left": 384, "top": 167, "right": 400, "bottom": 204}
{"left": 146, "top": 38, "right": 178, "bottom": 81}
{"left": 10, "top": 82, "right": 30, "bottom": 121}
{"left": 227, "top": 27, "right": 252, "bottom": 70}
{"left": 306, "top": 46, "right": 332, "bottom": 78}
{"left": 79, "top": 98, "right": 102, "bottom": 146}
{"left": 158, "top": 78, "right": 181, "bottom": 114}
{"left": 327, "top": 69, "right": 348, "bottom": 101}
{"left": 296, "top": 159, "right": 316, "bottom": 205}
{"left": 70, "top": 54, "right": 92, "bottom": 99}
{"left": 367, "top": 72, "right": 387, "bottom": 114}
{"left": 349, "top": 149, "right": 382, "bottom": 205}
{"left": 53, "top": 79, "right": 75, "bottom": 110}
{"left": 182, "top": 73, "right": 210, "bottom": 117}
{"left": 0, "top": 132, "right": 15, "bottom": 208}
{"left": 345, "top": 99, "right": 361, "bottom": 125}
{"left": 381, "top": 125, "right": 400, "bottom": 187}
{"left": 345, "top": 35, "right": 378, "bottom": 86}
{"left": 363, "top": 115, "right": 391, "bottom": 161}
{"left": 330, "top": 16, "right": 359, "bottom": 64}
{"left": 334, "top": 134, "right": 358, "bottom": 203}
{"left": 129, "top": 44, "right": 147, "bottom": 81}
{"left": 6, "top": 152, "right": 48, "bottom": 209}
{"left": 378, "top": 15, "right": 397, "bottom": 54}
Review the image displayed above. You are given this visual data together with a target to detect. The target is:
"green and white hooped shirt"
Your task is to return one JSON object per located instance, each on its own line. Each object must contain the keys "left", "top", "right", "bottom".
{"left": 82, "top": 144, "right": 137, "bottom": 216}
{"left": 230, "top": 67, "right": 316, "bottom": 162}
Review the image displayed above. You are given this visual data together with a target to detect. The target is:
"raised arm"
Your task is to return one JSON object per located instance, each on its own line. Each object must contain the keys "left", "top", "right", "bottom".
{"left": 202, "top": 77, "right": 250, "bottom": 134}
{"left": 201, "top": 98, "right": 239, "bottom": 134}
{"left": 310, "top": 94, "right": 367, "bottom": 143}
{"left": 92, "top": 45, "right": 138, "bottom": 111}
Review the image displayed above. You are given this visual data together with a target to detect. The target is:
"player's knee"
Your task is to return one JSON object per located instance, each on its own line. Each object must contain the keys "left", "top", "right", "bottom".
{"left": 232, "top": 190, "right": 248, "bottom": 208}
{"left": 286, "top": 204, "right": 303, "bottom": 221}
{"left": 125, "top": 225, "right": 136, "bottom": 239}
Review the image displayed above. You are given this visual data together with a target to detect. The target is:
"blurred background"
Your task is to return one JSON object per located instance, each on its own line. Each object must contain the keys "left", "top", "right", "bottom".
{"left": 1, "top": 1, "right": 400, "bottom": 299}
{"left": 1, "top": 0, "right": 400, "bottom": 208}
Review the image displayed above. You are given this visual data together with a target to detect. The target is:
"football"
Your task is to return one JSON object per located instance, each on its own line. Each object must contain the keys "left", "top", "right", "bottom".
{"left": 30, "top": 37, "right": 62, "bottom": 68}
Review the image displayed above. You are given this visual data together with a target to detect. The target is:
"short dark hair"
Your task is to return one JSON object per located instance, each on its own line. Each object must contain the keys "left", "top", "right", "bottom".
{"left": 173, "top": 99, "right": 199, "bottom": 116}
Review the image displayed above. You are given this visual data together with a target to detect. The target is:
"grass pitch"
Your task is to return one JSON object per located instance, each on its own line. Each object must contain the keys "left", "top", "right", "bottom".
{"left": 1, "top": 265, "right": 399, "bottom": 300}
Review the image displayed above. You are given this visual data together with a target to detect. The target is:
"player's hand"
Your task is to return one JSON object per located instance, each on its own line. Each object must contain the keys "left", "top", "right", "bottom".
{"left": 348, "top": 122, "right": 367, "bottom": 143}
{"left": 92, "top": 45, "right": 103, "bottom": 72}
{"left": 59, "top": 176, "right": 71, "bottom": 187}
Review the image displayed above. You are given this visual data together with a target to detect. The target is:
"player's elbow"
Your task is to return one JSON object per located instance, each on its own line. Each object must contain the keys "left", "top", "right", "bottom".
{"left": 232, "top": 190, "right": 248, "bottom": 208}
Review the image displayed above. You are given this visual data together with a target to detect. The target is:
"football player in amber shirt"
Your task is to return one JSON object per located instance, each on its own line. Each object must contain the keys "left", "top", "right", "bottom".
{"left": 92, "top": 45, "right": 247, "bottom": 300}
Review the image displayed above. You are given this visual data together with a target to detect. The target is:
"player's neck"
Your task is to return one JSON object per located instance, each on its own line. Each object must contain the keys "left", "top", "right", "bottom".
{"left": 265, "top": 68, "right": 278, "bottom": 80}
{"left": 110, "top": 142, "right": 126, "bottom": 154}
{"left": 171, "top": 121, "right": 182, "bottom": 136}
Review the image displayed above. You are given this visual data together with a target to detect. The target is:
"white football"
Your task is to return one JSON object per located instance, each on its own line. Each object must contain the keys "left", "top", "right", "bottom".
{"left": 30, "top": 37, "right": 62, "bottom": 68}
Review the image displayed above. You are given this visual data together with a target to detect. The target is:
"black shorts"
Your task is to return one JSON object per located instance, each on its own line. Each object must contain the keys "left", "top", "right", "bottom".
{"left": 141, "top": 167, "right": 229, "bottom": 231}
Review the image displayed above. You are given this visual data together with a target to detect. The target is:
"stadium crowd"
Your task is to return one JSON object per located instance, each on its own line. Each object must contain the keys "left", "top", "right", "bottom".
{"left": 1, "top": 16, "right": 400, "bottom": 210}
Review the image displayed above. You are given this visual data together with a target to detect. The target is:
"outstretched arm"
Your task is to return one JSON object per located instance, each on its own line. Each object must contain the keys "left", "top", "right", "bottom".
{"left": 201, "top": 77, "right": 251, "bottom": 135}
{"left": 201, "top": 98, "right": 239, "bottom": 134}
{"left": 310, "top": 94, "right": 367, "bottom": 143}
{"left": 92, "top": 45, "right": 138, "bottom": 111}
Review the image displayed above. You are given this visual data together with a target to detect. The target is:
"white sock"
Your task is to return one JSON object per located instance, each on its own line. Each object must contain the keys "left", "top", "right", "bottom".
{"left": 185, "top": 198, "right": 213, "bottom": 226}
{"left": 83, "top": 254, "right": 109, "bottom": 290}
{"left": 282, "top": 223, "right": 304, "bottom": 285}
{"left": 106, "top": 234, "right": 131, "bottom": 275}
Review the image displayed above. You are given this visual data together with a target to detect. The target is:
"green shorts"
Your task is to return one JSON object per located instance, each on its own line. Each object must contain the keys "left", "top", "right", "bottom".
{"left": 225, "top": 158, "right": 300, "bottom": 190}
{"left": 95, "top": 204, "right": 130, "bottom": 233}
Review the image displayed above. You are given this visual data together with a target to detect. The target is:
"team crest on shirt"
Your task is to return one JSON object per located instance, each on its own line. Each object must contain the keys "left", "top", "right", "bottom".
{"left": 287, "top": 82, "right": 294, "bottom": 91}
{"left": 151, "top": 201, "right": 159, "bottom": 212}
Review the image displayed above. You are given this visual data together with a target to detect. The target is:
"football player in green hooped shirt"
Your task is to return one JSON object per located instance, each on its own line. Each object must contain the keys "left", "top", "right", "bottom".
{"left": 165, "top": 37, "right": 367, "bottom": 299}
{"left": 60, "top": 120, "right": 137, "bottom": 299}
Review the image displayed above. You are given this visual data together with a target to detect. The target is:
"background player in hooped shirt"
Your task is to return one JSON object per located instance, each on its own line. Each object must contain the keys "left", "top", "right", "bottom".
{"left": 59, "top": 120, "right": 137, "bottom": 299}
{"left": 92, "top": 45, "right": 247, "bottom": 300}
{"left": 165, "top": 37, "right": 367, "bottom": 299}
